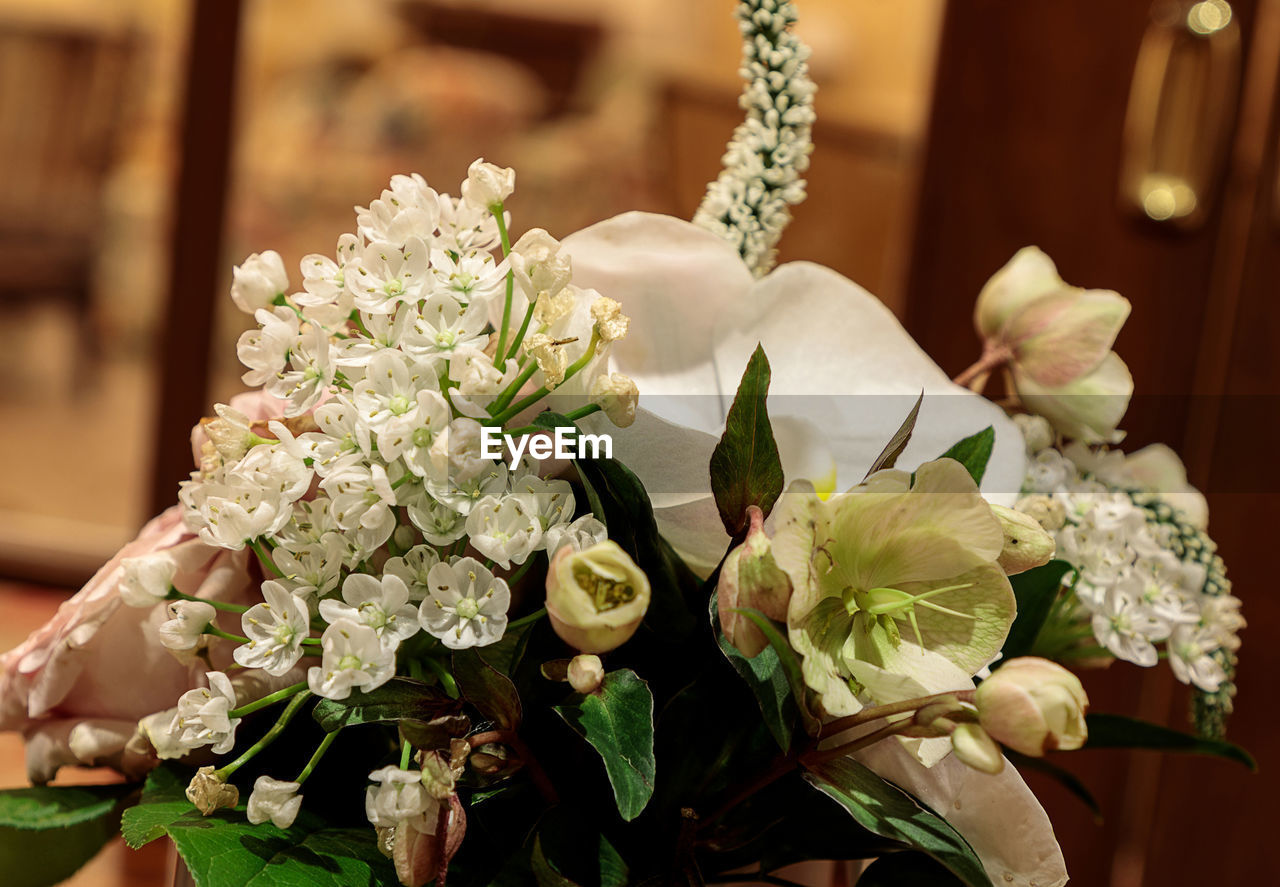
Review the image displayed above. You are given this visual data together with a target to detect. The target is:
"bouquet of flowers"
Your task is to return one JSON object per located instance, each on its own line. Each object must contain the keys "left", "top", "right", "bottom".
{"left": 0, "top": 3, "right": 1253, "bottom": 886}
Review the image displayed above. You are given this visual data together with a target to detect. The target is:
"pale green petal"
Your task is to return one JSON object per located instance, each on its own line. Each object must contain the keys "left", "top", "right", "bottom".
{"left": 1007, "top": 289, "right": 1130, "bottom": 388}
{"left": 902, "top": 563, "right": 1016, "bottom": 675}
{"left": 1014, "top": 351, "right": 1133, "bottom": 443}
{"left": 790, "top": 597, "right": 863, "bottom": 717}
{"left": 772, "top": 488, "right": 830, "bottom": 623}
{"left": 844, "top": 619, "right": 976, "bottom": 705}
{"left": 973, "top": 246, "right": 1065, "bottom": 339}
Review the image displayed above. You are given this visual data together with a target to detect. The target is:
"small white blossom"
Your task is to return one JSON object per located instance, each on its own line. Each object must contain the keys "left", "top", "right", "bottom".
{"left": 266, "top": 324, "right": 336, "bottom": 417}
{"left": 460, "top": 157, "right": 515, "bottom": 210}
{"left": 509, "top": 228, "right": 571, "bottom": 298}
{"left": 429, "top": 249, "right": 507, "bottom": 307}
{"left": 365, "top": 766, "right": 430, "bottom": 827}
{"left": 170, "top": 671, "right": 240, "bottom": 754}
{"left": 355, "top": 173, "right": 440, "bottom": 246}
{"left": 403, "top": 294, "right": 489, "bottom": 362}
{"left": 406, "top": 497, "right": 468, "bottom": 546}
{"left": 296, "top": 233, "right": 359, "bottom": 311}
{"left": 158, "top": 600, "right": 216, "bottom": 651}
{"left": 345, "top": 238, "right": 430, "bottom": 314}
{"left": 234, "top": 581, "right": 311, "bottom": 675}
{"left": 238, "top": 307, "right": 299, "bottom": 388}
{"left": 247, "top": 776, "right": 303, "bottom": 829}
{"left": 230, "top": 250, "right": 288, "bottom": 314}
{"left": 384, "top": 546, "right": 442, "bottom": 602}
{"left": 418, "top": 557, "right": 510, "bottom": 649}
{"left": 319, "top": 574, "right": 419, "bottom": 651}
{"left": 120, "top": 554, "right": 177, "bottom": 608}
{"left": 271, "top": 537, "right": 345, "bottom": 598}
{"left": 1168, "top": 623, "right": 1228, "bottom": 692}
{"left": 1092, "top": 586, "right": 1167, "bottom": 666}
{"left": 303, "top": 397, "right": 372, "bottom": 476}
{"left": 307, "top": 619, "right": 395, "bottom": 700}
{"left": 320, "top": 459, "right": 398, "bottom": 550}
{"left": 436, "top": 193, "right": 500, "bottom": 253}
{"left": 465, "top": 495, "right": 542, "bottom": 569}
{"left": 541, "top": 514, "right": 608, "bottom": 557}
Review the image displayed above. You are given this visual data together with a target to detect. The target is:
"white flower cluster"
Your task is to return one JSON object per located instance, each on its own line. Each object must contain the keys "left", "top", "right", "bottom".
{"left": 131, "top": 161, "right": 625, "bottom": 764}
{"left": 1014, "top": 416, "right": 1244, "bottom": 700}
{"left": 692, "top": 0, "right": 816, "bottom": 277}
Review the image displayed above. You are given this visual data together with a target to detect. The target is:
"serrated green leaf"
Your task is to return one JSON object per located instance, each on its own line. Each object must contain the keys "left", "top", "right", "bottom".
{"left": 310, "top": 676, "right": 458, "bottom": 732}
{"left": 454, "top": 647, "right": 523, "bottom": 729}
{"left": 554, "top": 670, "right": 656, "bottom": 821}
{"left": 533, "top": 413, "right": 695, "bottom": 638}
{"left": 0, "top": 783, "right": 134, "bottom": 830}
{"left": 1083, "top": 713, "right": 1256, "bottom": 769}
{"left": 709, "top": 345, "right": 785, "bottom": 535}
{"left": 936, "top": 427, "right": 995, "bottom": 484}
{"left": 864, "top": 392, "right": 923, "bottom": 478}
{"left": 122, "top": 764, "right": 397, "bottom": 886}
{"left": 999, "top": 560, "right": 1073, "bottom": 661}
{"left": 0, "top": 783, "right": 134, "bottom": 887}
{"left": 803, "top": 758, "right": 992, "bottom": 887}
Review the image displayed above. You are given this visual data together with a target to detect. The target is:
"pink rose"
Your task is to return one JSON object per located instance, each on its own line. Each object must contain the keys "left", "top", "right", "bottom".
{"left": 0, "top": 506, "right": 259, "bottom": 783}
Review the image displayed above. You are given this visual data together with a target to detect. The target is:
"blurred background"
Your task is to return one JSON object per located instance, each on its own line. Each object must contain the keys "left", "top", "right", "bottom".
{"left": 0, "top": 0, "right": 1276, "bottom": 884}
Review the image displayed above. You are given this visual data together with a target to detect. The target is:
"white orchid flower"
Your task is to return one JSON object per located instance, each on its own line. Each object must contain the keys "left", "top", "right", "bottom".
{"left": 561, "top": 212, "right": 1026, "bottom": 575}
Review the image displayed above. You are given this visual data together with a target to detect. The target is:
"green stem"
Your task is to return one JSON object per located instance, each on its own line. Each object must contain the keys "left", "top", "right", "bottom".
{"left": 820, "top": 689, "right": 975, "bottom": 738}
{"left": 296, "top": 730, "right": 338, "bottom": 784}
{"left": 422, "top": 656, "right": 460, "bottom": 698}
{"left": 205, "top": 624, "right": 252, "bottom": 645}
{"left": 504, "top": 403, "right": 601, "bottom": 438}
{"left": 504, "top": 292, "right": 536, "bottom": 363}
{"left": 493, "top": 203, "right": 515, "bottom": 360}
{"left": 348, "top": 310, "right": 373, "bottom": 339}
{"left": 489, "top": 359, "right": 541, "bottom": 417}
{"left": 400, "top": 738, "right": 413, "bottom": 770}
{"left": 218, "top": 690, "right": 311, "bottom": 777}
{"left": 506, "top": 607, "right": 546, "bottom": 631}
{"left": 166, "top": 588, "right": 249, "bottom": 613}
{"left": 504, "top": 557, "right": 539, "bottom": 589}
{"left": 491, "top": 331, "right": 600, "bottom": 425}
{"left": 228, "top": 681, "right": 309, "bottom": 719}
{"left": 249, "top": 538, "right": 285, "bottom": 578}
{"left": 801, "top": 720, "right": 911, "bottom": 767}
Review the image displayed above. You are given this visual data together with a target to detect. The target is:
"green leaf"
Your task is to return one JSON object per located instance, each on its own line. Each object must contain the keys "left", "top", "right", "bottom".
{"left": 0, "top": 782, "right": 134, "bottom": 830}
{"left": 936, "top": 427, "right": 995, "bottom": 484}
{"left": 999, "top": 560, "right": 1073, "bottom": 661}
{"left": 122, "top": 764, "right": 397, "bottom": 886}
{"left": 533, "top": 413, "right": 695, "bottom": 637}
{"left": 857, "top": 852, "right": 966, "bottom": 886}
{"left": 530, "top": 809, "right": 629, "bottom": 887}
{"left": 864, "top": 392, "right": 923, "bottom": 478}
{"left": 454, "top": 648, "right": 523, "bottom": 729}
{"left": 1083, "top": 713, "right": 1256, "bottom": 769}
{"left": 803, "top": 758, "right": 992, "bottom": 887}
{"left": 1004, "top": 750, "right": 1102, "bottom": 821}
{"left": 554, "top": 669, "right": 656, "bottom": 821}
{"left": 0, "top": 783, "right": 134, "bottom": 887}
{"left": 710, "top": 594, "right": 818, "bottom": 752}
{"left": 709, "top": 345, "right": 785, "bottom": 535}
{"left": 310, "top": 676, "right": 458, "bottom": 732}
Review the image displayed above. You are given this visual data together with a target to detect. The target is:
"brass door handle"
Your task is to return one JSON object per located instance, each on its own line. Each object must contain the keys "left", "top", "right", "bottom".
{"left": 1121, "top": 0, "right": 1242, "bottom": 228}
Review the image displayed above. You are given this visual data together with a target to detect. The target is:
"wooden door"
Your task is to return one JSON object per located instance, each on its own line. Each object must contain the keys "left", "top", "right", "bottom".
{"left": 904, "top": 1, "right": 1277, "bottom": 884}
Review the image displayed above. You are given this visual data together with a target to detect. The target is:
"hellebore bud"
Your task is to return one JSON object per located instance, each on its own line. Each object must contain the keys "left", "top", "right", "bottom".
{"left": 567, "top": 654, "right": 606, "bottom": 694}
{"left": 990, "top": 504, "right": 1056, "bottom": 575}
{"left": 546, "top": 541, "right": 650, "bottom": 654}
{"left": 717, "top": 506, "right": 793, "bottom": 657}
{"left": 975, "top": 657, "right": 1088, "bottom": 756}
{"left": 950, "top": 723, "right": 1006, "bottom": 775}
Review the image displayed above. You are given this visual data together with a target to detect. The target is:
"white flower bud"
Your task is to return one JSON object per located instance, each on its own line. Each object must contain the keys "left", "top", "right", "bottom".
{"left": 975, "top": 657, "right": 1089, "bottom": 756}
{"left": 119, "top": 554, "right": 177, "bottom": 608}
{"left": 461, "top": 158, "right": 515, "bottom": 210}
{"left": 247, "top": 776, "right": 303, "bottom": 828}
{"left": 1014, "top": 494, "right": 1066, "bottom": 532}
{"left": 522, "top": 333, "right": 568, "bottom": 387}
{"left": 186, "top": 766, "right": 239, "bottom": 816}
{"left": 158, "top": 600, "right": 217, "bottom": 651}
{"left": 511, "top": 229, "right": 572, "bottom": 298}
{"left": 567, "top": 654, "right": 605, "bottom": 694}
{"left": 590, "top": 373, "right": 639, "bottom": 428}
{"left": 546, "top": 541, "right": 650, "bottom": 654}
{"left": 365, "top": 766, "right": 430, "bottom": 827}
{"left": 950, "top": 723, "right": 1006, "bottom": 774}
{"left": 990, "top": 504, "right": 1056, "bottom": 575}
{"left": 230, "top": 250, "right": 288, "bottom": 314}
{"left": 716, "top": 506, "right": 792, "bottom": 657}
{"left": 1013, "top": 413, "right": 1055, "bottom": 454}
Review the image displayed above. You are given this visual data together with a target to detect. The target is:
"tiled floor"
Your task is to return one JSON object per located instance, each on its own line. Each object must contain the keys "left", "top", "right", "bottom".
{"left": 0, "top": 580, "right": 171, "bottom": 886}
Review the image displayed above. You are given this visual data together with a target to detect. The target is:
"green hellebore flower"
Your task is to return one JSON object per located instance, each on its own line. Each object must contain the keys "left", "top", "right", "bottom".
{"left": 773, "top": 459, "right": 1016, "bottom": 720}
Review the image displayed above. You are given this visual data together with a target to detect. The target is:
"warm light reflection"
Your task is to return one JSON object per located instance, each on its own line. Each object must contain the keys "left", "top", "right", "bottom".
{"left": 1141, "top": 174, "right": 1198, "bottom": 220}
{"left": 1187, "top": 0, "right": 1232, "bottom": 36}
